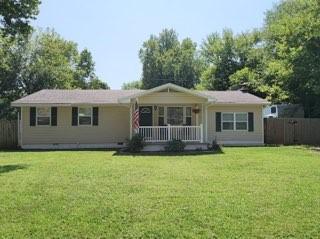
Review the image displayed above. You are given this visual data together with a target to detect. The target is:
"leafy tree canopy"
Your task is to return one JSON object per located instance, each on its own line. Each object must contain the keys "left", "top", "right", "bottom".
{"left": 139, "top": 29, "right": 202, "bottom": 89}
{"left": 122, "top": 80, "right": 142, "bottom": 90}
{"left": 0, "top": 29, "right": 108, "bottom": 119}
{"left": 0, "top": 0, "right": 41, "bottom": 37}
{"left": 263, "top": 0, "right": 320, "bottom": 117}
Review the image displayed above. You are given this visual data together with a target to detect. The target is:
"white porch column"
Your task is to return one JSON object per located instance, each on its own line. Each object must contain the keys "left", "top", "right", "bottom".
{"left": 200, "top": 123, "right": 204, "bottom": 143}
{"left": 205, "top": 104, "right": 208, "bottom": 143}
{"left": 19, "top": 107, "right": 23, "bottom": 147}
{"left": 201, "top": 103, "right": 204, "bottom": 141}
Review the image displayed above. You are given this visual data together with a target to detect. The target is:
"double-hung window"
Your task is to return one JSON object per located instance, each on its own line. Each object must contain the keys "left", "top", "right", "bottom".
{"left": 167, "top": 107, "right": 183, "bottom": 125}
{"left": 222, "top": 112, "right": 248, "bottom": 131}
{"left": 158, "top": 106, "right": 164, "bottom": 126}
{"left": 37, "top": 107, "right": 51, "bottom": 126}
{"left": 78, "top": 107, "right": 92, "bottom": 125}
{"left": 185, "top": 107, "right": 192, "bottom": 126}
{"left": 235, "top": 113, "right": 248, "bottom": 130}
{"left": 222, "top": 113, "right": 234, "bottom": 130}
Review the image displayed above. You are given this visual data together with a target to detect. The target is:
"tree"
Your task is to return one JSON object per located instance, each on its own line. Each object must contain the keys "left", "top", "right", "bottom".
{"left": 122, "top": 80, "right": 142, "bottom": 90}
{"left": 75, "top": 49, "right": 109, "bottom": 89}
{"left": 0, "top": 0, "right": 41, "bottom": 37}
{"left": 139, "top": 29, "right": 201, "bottom": 89}
{"left": 199, "top": 29, "right": 239, "bottom": 90}
{"left": 21, "top": 30, "right": 108, "bottom": 92}
{"left": 0, "top": 33, "right": 25, "bottom": 119}
{"left": 0, "top": 29, "right": 108, "bottom": 119}
{"left": 21, "top": 30, "right": 79, "bottom": 94}
{"left": 263, "top": 0, "right": 320, "bottom": 117}
{"left": 87, "top": 76, "right": 109, "bottom": 89}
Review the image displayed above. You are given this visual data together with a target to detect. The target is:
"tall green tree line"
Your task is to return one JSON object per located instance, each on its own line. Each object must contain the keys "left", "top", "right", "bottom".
{"left": 129, "top": 0, "right": 320, "bottom": 117}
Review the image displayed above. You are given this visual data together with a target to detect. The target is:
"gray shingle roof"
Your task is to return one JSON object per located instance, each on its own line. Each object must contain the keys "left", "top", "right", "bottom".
{"left": 12, "top": 89, "right": 268, "bottom": 105}
{"left": 201, "top": 91, "right": 268, "bottom": 104}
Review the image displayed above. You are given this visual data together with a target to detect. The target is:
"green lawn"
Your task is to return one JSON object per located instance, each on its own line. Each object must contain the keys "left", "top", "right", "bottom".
{"left": 0, "top": 147, "right": 319, "bottom": 238}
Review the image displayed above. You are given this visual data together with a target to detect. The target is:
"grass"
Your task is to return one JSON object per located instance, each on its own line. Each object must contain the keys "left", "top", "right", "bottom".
{"left": 0, "top": 147, "right": 319, "bottom": 238}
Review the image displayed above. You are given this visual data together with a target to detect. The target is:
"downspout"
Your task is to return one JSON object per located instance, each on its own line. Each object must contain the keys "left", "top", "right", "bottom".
{"left": 20, "top": 107, "right": 23, "bottom": 148}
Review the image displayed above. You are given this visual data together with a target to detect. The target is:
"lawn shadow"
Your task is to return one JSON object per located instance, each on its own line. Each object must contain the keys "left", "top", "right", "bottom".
{"left": 0, "top": 164, "right": 28, "bottom": 175}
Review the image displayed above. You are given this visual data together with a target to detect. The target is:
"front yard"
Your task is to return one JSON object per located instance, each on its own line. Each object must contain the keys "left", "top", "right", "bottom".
{"left": 0, "top": 147, "right": 319, "bottom": 238}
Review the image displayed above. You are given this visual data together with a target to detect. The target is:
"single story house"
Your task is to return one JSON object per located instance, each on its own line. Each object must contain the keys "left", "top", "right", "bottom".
{"left": 11, "top": 83, "right": 268, "bottom": 149}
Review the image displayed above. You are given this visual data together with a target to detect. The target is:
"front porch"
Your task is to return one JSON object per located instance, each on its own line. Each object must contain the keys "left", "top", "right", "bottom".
{"left": 139, "top": 124, "right": 204, "bottom": 143}
{"left": 120, "top": 83, "right": 213, "bottom": 144}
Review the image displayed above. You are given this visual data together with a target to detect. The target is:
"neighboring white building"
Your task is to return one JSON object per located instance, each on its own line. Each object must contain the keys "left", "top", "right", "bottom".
{"left": 263, "top": 104, "right": 304, "bottom": 118}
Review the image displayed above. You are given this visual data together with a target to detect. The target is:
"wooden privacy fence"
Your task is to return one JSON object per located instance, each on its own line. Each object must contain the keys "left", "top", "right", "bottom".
{"left": 264, "top": 118, "right": 320, "bottom": 145}
{"left": 0, "top": 120, "right": 18, "bottom": 149}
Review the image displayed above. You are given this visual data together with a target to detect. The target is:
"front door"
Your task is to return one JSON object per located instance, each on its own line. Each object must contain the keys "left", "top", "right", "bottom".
{"left": 139, "top": 106, "right": 153, "bottom": 126}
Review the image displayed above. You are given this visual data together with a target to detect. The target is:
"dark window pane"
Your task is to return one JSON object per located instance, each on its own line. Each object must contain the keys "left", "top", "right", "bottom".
{"left": 236, "top": 122, "right": 247, "bottom": 130}
{"left": 158, "top": 117, "right": 164, "bottom": 126}
{"left": 271, "top": 107, "right": 276, "bottom": 114}
{"left": 37, "top": 117, "right": 50, "bottom": 125}
{"left": 186, "top": 107, "right": 191, "bottom": 116}
{"left": 167, "top": 107, "right": 183, "bottom": 125}
{"left": 158, "top": 107, "right": 164, "bottom": 116}
{"left": 79, "top": 116, "right": 91, "bottom": 125}
{"left": 222, "top": 122, "right": 234, "bottom": 130}
{"left": 222, "top": 113, "right": 234, "bottom": 121}
{"left": 186, "top": 117, "right": 191, "bottom": 126}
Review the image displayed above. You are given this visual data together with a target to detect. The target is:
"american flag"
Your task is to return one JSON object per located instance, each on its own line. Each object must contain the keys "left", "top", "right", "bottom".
{"left": 133, "top": 102, "right": 139, "bottom": 133}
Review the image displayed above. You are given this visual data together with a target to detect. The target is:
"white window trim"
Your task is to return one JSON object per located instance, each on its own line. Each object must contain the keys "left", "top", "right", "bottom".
{"left": 36, "top": 107, "right": 51, "bottom": 127}
{"left": 221, "top": 112, "right": 248, "bottom": 132}
{"left": 78, "top": 106, "right": 93, "bottom": 126}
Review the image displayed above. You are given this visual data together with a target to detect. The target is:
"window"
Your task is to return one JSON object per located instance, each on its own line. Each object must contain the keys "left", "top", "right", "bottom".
{"left": 271, "top": 106, "right": 276, "bottom": 114}
{"left": 78, "top": 107, "right": 92, "bottom": 125}
{"left": 222, "top": 112, "right": 248, "bottom": 131}
{"left": 37, "top": 107, "right": 51, "bottom": 126}
{"left": 185, "top": 107, "right": 192, "bottom": 126}
{"left": 158, "top": 106, "right": 164, "bottom": 126}
{"left": 222, "top": 113, "right": 234, "bottom": 130}
{"left": 235, "top": 113, "right": 248, "bottom": 130}
{"left": 167, "top": 107, "right": 183, "bottom": 125}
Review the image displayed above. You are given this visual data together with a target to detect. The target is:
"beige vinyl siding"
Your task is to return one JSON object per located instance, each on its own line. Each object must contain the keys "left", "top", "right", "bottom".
{"left": 207, "top": 105, "right": 264, "bottom": 145}
{"left": 22, "top": 106, "right": 130, "bottom": 145}
{"left": 138, "top": 92, "right": 206, "bottom": 104}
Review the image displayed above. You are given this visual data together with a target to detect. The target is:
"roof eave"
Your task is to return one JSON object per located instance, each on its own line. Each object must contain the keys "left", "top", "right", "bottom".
{"left": 118, "top": 83, "right": 216, "bottom": 102}
{"left": 209, "top": 102, "right": 269, "bottom": 106}
{"left": 11, "top": 102, "right": 130, "bottom": 107}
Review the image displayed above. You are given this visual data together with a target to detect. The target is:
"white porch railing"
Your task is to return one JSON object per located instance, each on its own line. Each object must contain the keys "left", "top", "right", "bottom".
{"left": 138, "top": 124, "right": 203, "bottom": 143}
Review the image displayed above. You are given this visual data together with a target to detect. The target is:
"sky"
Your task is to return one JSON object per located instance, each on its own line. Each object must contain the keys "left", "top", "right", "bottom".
{"left": 33, "top": 0, "right": 278, "bottom": 89}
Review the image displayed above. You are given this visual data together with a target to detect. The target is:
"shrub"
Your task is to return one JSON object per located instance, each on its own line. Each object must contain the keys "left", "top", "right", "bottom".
{"left": 165, "top": 139, "right": 186, "bottom": 152}
{"left": 126, "top": 134, "right": 145, "bottom": 152}
{"left": 209, "top": 140, "right": 222, "bottom": 152}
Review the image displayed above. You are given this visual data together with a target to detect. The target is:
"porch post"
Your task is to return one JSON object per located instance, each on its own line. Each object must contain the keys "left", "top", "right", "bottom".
{"left": 205, "top": 104, "right": 208, "bottom": 143}
{"left": 129, "top": 103, "right": 133, "bottom": 139}
{"left": 201, "top": 103, "right": 204, "bottom": 140}
{"left": 200, "top": 123, "right": 204, "bottom": 143}
{"left": 19, "top": 107, "right": 23, "bottom": 147}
